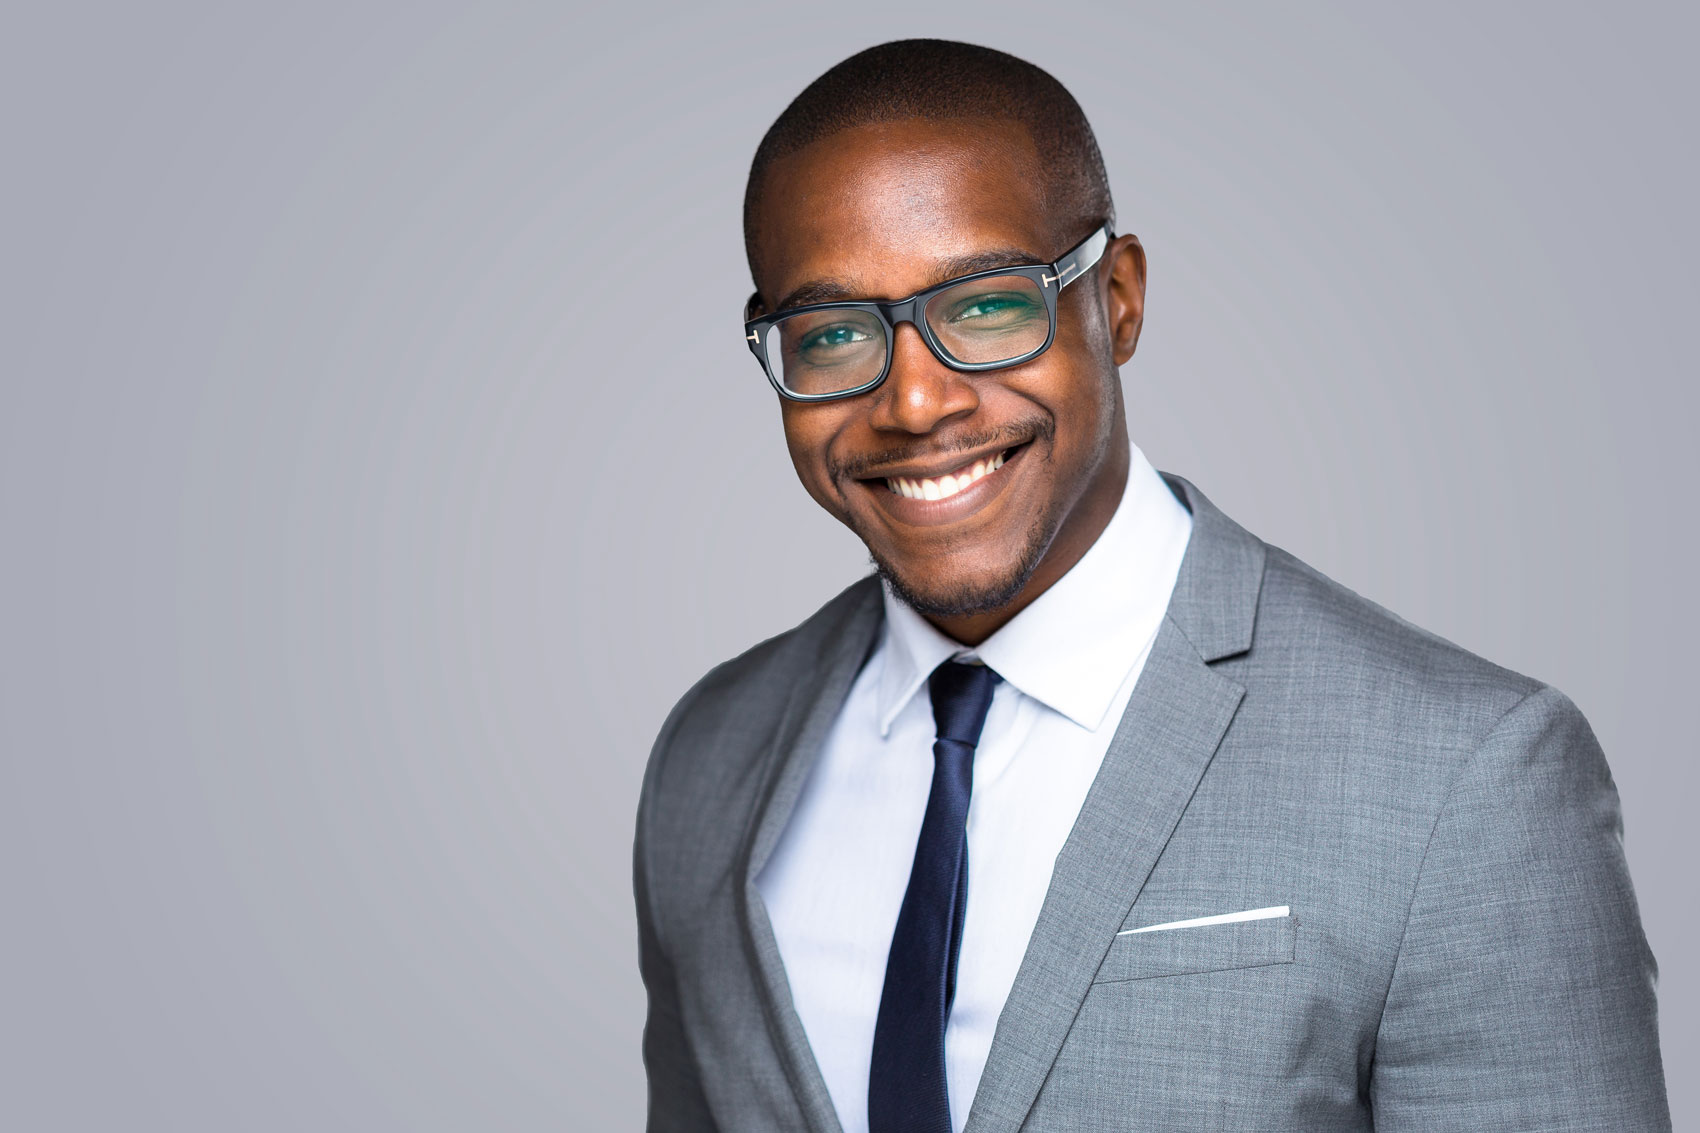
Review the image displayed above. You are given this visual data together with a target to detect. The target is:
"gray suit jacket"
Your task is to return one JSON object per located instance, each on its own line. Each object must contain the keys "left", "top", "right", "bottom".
{"left": 634, "top": 473, "right": 1668, "bottom": 1131}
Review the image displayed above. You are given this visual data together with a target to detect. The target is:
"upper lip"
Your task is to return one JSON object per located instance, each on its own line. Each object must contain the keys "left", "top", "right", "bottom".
{"left": 857, "top": 441, "right": 1022, "bottom": 482}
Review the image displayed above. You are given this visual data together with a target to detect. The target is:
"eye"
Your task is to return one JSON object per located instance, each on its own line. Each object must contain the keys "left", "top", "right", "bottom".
{"left": 801, "top": 323, "right": 872, "bottom": 349}
{"left": 945, "top": 291, "right": 1045, "bottom": 325}
{"left": 795, "top": 321, "right": 879, "bottom": 366}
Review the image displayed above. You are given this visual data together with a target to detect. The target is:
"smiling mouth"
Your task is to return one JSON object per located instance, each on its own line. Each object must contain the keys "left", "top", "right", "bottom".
{"left": 881, "top": 446, "right": 1016, "bottom": 500}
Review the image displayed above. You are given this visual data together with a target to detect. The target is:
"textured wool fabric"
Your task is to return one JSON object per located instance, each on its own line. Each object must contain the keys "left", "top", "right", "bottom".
{"left": 754, "top": 440, "right": 1192, "bottom": 1133}
{"left": 634, "top": 473, "right": 1670, "bottom": 1132}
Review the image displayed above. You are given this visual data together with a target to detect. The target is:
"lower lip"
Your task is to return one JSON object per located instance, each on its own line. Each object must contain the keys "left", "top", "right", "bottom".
{"left": 857, "top": 444, "right": 1027, "bottom": 528}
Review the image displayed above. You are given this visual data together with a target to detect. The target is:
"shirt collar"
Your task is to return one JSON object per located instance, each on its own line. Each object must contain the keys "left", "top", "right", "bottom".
{"left": 875, "top": 441, "right": 1194, "bottom": 735}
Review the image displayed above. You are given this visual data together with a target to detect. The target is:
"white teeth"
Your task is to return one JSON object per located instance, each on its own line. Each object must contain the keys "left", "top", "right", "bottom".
{"left": 885, "top": 448, "right": 1012, "bottom": 501}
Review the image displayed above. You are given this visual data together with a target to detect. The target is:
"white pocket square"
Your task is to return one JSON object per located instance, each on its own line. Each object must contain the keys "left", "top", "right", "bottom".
{"left": 1116, "top": 905, "right": 1289, "bottom": 936}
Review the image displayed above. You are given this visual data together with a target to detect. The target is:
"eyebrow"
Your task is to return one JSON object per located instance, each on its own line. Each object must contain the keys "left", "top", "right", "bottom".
{"left": 774, "top": 246, "right": 1048, "bottom": 312}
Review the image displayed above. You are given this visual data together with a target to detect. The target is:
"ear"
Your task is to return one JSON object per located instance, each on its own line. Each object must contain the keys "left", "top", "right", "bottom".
{"left": 1102, "top": 234, "right": 1147, "bottom": 365}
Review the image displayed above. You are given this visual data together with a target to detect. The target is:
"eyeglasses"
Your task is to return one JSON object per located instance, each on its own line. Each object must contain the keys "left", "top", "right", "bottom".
{"left": 743, "top": 224, "right": 1112, "bottom": 402}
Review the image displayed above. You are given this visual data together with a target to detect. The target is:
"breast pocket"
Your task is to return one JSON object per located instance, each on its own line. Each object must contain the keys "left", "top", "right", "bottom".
{"left": 1091, "top": 911, "right": 1298, "bottom": 984}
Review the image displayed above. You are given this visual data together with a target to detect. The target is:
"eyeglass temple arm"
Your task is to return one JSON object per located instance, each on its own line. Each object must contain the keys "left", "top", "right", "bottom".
{"left": 1043, "top": 225, "right": 1112, "bottom": 289}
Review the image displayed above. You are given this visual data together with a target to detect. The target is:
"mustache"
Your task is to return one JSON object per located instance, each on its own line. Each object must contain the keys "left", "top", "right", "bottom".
{"left": 831, "top": 417, "right": 1053, "bottom": 481}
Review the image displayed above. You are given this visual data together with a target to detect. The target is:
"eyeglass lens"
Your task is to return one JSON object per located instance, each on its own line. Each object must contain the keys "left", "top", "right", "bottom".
{"left": 764, "top": 273, "right": 1050, "bottom": 397}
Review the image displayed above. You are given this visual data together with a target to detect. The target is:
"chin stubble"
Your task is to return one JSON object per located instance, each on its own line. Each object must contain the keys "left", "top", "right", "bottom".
{"left": 862, "top": 388, "right": 1116, "bottom": 621}
{"left": 870, "top": 444, "right": 1066, "bottom": 619}
{"left": 849, "top": 417, "right": 1058, "bottom": 618}
{"left": 870, "top": 514, "right": 1056, "bottom": 618}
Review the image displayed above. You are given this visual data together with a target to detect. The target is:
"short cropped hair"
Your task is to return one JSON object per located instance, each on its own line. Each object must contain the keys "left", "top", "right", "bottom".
{"left": 743, "top": 39, "right": 1116, "bottom": 288}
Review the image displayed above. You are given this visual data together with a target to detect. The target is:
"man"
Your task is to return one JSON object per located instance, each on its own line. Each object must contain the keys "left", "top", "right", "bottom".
{"left": 633, "top": 39, "right": 1668, "bottom": 1132}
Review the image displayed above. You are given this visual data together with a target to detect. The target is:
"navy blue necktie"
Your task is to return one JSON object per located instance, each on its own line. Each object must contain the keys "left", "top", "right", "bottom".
{"left": 869, "top": 659, "right": 1001, "bottom": 1133}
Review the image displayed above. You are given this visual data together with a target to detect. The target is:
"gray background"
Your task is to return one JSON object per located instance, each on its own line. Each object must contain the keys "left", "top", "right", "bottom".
{"left": 3, "top": 2, "right": 1693, "bottom": 1128}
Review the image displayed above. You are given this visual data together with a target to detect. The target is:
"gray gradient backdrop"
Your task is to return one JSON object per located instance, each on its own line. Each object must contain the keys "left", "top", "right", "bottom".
{"left": 3, "top": 3, "right": 1693, "bottom": 1129}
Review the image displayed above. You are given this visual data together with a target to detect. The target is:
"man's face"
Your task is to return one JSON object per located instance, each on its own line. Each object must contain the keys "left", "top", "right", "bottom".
{"left": 750, "top": 118, "right": 1143, "bottom": 637}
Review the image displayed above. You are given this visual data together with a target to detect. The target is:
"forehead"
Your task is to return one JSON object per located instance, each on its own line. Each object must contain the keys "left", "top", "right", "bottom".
{"left": 751, "top": 117, "right": 1055, "bottom": 306}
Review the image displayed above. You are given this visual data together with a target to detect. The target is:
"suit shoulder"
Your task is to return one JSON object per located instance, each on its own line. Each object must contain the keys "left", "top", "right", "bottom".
{"left": 635, "top": 574, "right": 881, "bottom": 911}
{"left": 1246, "top": 542, "right": 1546, "bottom": 748}
{"left": 676, "top": 573, "right": 879, "bottom": 711}
{"left": 641, "top": 575, "right": 880, "bottom": 795}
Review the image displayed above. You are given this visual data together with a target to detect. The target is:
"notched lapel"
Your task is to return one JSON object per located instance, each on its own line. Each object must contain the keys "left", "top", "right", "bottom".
{"left": 735, "top": 579, "right": 882, "bottom": 1133}
{"left": 962, "top": 621, "right": 1245, "bottom": 1133}
{"left": 964, "top": 473, "right": 1265, "bottom": 1133}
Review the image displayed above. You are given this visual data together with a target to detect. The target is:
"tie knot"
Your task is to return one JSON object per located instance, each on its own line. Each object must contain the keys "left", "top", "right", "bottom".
{"left": 929, "top": 659, "right": 1001, "bottom": 748}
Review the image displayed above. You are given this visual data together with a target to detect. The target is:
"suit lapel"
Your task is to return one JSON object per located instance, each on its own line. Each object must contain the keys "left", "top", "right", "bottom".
{"left": 721, "top": 474, "right": 1264, "bottom": 1133}
{"left": 736, "top": 579, "right": 884, "bottom": 1133}
{"left": 963, "top": 473, "right": 1266, "bottom": 1133}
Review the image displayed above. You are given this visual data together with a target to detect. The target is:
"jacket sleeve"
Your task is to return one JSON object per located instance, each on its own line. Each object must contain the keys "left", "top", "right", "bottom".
{"left": 633, "top": 687, "right": 718, "bottom": 1132}
{"left": 1368, "top": 685, "right": 1669, "bottom": 1130}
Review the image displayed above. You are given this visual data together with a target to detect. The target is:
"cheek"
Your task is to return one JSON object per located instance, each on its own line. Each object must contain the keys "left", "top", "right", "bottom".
{"left": 1005, "top": 355, "right": 1112, "bottom": 446}
{"left": 1049, "top": 333, "right": 1118, "bottom": 422}
{"left": 780, "top": 408, "right": 849, "bottom": 503}
{"left": 779, "top": 404, "right": 825, "bottom": 462}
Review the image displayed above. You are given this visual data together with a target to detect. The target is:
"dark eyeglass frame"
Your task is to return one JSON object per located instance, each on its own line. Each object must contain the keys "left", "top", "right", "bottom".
{"left": 742, "top": 223, "right": 1113, "bottom": 403}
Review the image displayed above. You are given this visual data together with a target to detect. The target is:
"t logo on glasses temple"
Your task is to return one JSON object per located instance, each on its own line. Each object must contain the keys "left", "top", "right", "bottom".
{"left": 1042, "top": 263, "right": 1081, "bottom": 287}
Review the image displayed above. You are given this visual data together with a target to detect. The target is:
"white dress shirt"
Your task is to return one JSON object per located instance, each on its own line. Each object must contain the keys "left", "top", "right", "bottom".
{"left": 755, "top": 441, "right": 1194, "bottom": 1133}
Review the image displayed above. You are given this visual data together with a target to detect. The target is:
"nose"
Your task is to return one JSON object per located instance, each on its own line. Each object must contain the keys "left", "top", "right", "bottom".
{"left": 866, "top": 321, "right": 980, "bottom": 435}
